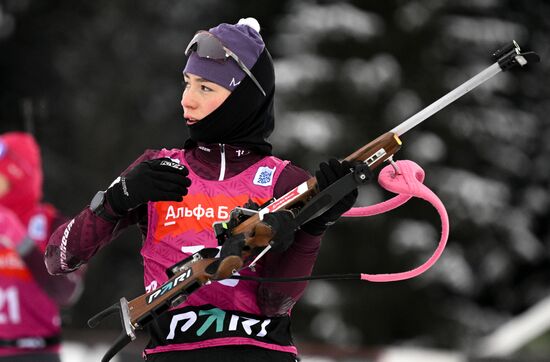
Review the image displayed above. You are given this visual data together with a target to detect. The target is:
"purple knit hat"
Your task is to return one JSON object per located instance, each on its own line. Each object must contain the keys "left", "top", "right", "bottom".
{"left": 184, "top": 18, "right": 265, "bottom": 91}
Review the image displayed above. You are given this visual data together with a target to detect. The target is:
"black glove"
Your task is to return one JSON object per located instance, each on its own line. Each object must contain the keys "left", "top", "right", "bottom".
{"left": 302, "top": 158, "right": 366, "bottom": 235}
{"left": 220, "top": 233, "right": 246, "bottom": 259}
{"left": 262, "top": 211, "right": 297, "bottom": 252}
{"left": 220, "top": 211, "right": 297, "bottom": 258}
{"left": 106, "top": 158, "right": 191, "bottom": 214}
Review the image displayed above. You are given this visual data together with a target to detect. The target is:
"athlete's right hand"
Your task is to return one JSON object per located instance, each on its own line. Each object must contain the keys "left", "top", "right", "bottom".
{"left": 106, "top": 158, "right": 191, "bottom": 214}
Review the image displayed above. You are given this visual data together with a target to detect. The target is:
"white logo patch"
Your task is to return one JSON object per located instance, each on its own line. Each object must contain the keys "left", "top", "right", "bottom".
{"left": 229, "top": 78, "right": 241, "bottom": 87}
{"left": 253, "top": 166, "right": 276, "bottom": 186}
{"left": 28, "top": 214, "right": 47, "bottom": 240}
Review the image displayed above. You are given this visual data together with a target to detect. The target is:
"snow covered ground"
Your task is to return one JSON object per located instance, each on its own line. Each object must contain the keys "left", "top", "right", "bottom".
{"left": 61, "top": 341, "right": 122, "bottom": 362}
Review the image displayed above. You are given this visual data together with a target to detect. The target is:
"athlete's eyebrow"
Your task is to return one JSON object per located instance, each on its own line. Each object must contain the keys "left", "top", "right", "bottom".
{"left": 183, "top": 73, "right": 212, "bottom": 83}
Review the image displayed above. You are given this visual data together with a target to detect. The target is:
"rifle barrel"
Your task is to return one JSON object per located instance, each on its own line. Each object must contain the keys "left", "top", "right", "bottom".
{"left": 390, "top": 62, "right": 502, "bottom": 137}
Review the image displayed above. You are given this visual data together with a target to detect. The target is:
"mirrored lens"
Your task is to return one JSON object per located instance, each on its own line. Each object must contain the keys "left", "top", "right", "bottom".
{"left": 185, "top": 32, "right": 226, "bottom": 59}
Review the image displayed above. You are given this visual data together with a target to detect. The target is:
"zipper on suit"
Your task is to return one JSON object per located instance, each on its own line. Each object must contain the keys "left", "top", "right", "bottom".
{"left": 218, "top": 143, "right": 226, "bottom": 181}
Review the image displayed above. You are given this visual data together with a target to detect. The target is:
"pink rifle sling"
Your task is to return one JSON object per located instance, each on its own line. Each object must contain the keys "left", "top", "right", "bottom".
{"left": 343, "top": 160, "right": 449, "bottom": 282}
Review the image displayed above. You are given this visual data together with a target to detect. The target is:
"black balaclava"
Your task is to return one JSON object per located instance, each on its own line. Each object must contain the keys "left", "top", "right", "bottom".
{"left": 184, "top": 49, "right": 275, "bottom": 155}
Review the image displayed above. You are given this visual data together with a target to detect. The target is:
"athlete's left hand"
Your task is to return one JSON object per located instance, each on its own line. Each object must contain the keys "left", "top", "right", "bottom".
{"left": 220, "top": 211, "right": 297, "bottom": 258}
{"left": 262, "top": 211, "right": 297, "bottom": 252}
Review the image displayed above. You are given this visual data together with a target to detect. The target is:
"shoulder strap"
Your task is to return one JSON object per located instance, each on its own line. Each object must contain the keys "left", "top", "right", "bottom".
{"left": 344, "top": 160, "right": 449, "bottom": 282}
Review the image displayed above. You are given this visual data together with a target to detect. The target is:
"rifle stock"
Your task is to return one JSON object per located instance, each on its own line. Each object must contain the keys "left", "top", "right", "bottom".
{"left": 126, "top": 258, "right": 217, "bottom": 328}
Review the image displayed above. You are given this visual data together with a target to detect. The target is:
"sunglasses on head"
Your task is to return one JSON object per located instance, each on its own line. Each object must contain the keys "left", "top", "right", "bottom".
{"left": 185, "top": 31, "right": 266, "bottom": 97}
